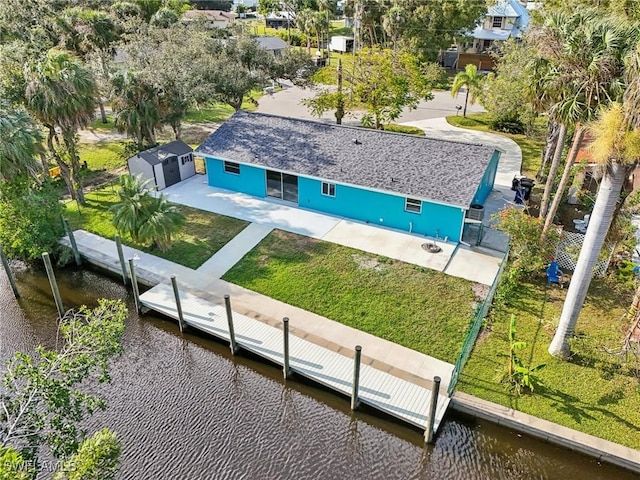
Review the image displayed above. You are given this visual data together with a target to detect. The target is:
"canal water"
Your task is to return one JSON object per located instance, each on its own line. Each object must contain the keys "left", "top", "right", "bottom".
{"left": 0, "top": 265, "right": 636, "bottom": 479}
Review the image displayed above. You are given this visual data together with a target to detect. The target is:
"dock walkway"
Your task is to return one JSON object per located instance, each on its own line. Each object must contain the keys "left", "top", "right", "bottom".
{"left": 140, "top": 283, "right": 449, "bottom": 432}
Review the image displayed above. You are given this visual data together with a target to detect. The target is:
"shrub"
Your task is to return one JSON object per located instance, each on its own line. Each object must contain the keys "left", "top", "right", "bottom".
{"left": 0, "top": 177, "right": 65, "bottom": 261}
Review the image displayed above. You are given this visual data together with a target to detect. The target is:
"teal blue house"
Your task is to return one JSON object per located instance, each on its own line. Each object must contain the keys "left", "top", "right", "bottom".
{"left": 197, "top": 112, "right": 500, "bottom": 242}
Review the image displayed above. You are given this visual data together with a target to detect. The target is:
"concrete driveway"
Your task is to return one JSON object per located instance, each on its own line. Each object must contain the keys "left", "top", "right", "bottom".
{"left": 257, "top": 81, "right": 485, "bottom": 125}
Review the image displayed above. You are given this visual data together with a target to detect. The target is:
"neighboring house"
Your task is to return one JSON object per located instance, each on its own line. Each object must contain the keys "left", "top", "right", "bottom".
{"left": 447, "top": 0, "right": 531, "bottom": 71}
{"left": 254, "top": 36, "right": 291, "bottom": 57}
{"left": 182, "top": 9, "right": 237, "bottom": 28}
{"left": 265, "top": 11, "right": 295, "bottom": 29}
{"left": 128, "top": 140, "right": 195, "bottom": 191}
{"left": 196, "top": 112, "right": 501, "bottom": 242}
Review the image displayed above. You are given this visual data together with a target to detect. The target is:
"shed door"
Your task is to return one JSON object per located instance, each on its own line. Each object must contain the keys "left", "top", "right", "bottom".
{"left": 163, "top": 156, "right": 181, "bottom": 188}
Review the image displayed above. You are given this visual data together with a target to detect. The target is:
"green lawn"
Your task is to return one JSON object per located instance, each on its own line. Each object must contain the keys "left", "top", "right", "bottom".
{"left": 460, "top": 279, "right": 640, "bottom": 449}
{"left": 223, "top": 229, "right": 479, "bottom": 363}
{"left": 65, "top": 186, "right": 249, "bottom": 269}
{"left": 78, "top": 141, "right": 127, "bottom": 172}
{"left": 88, "top": 115, "right": 115, "bottom": 131}
{"left": 446, "top": 113, "right": 545, "bottom": 177}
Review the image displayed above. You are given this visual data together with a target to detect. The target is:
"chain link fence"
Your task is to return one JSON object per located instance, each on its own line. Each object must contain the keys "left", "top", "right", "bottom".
{"left": 448, "top": 246, "right": 510, "bottom": 397}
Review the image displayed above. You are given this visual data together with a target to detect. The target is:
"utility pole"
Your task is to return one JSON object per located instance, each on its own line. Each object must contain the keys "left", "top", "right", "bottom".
{"left": 336, "top": 58, "right": 344, "bottom": 125}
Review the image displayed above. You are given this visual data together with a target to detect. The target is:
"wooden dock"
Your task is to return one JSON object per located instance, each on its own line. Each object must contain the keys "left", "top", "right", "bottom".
{"left": 140, "top": 283, "right": 450, "bottom": 434}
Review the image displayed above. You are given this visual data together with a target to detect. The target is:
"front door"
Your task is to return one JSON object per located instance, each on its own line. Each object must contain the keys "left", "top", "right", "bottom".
{"left": 163, "top": 156, "right": 181, "bottom": 187}
{"left": 266, "top": 170, "right": 298, "bottom": 203}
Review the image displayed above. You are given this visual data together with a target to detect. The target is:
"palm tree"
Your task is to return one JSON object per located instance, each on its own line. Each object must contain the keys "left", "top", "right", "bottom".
{"left": 25, "top": 49, "right": 97, "bottom": 204}
{"left": 537, "top": 12, "right": 628, "bottom": 222}
{"left": 549, "top": 104, "right": 640, "bottom": 358}
{"left": 111, "top": 70, "right": 162, "bottom": 149}
{"left": 111, "top": 175, "right": 149, "bottom": 243}
{"left": 0, "top": 103, "right": 42, "bottom": 181}
{"left": 137, "top": 196, "right": 185, "bottom": 251}
{"left": 111, "top": 175, "right": 185, "bottom": 252}
{"left": 451, "top": 64, "right": 484, "bottom": 118}
{"left": 296, "top": 8, "right": 316, "bottom": 55}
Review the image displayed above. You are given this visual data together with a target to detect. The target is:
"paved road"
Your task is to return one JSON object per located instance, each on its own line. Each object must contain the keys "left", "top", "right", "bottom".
{"left": 256, "top": 81, "right": 486, "bottom": 125}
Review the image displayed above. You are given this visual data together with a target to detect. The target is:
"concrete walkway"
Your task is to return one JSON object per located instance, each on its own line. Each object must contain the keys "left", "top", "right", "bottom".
{"left": 63, "top": 230, "right": 455, "bottom": 387}
{"left": 196, "top": 223, "right": 273, "bottom": 280}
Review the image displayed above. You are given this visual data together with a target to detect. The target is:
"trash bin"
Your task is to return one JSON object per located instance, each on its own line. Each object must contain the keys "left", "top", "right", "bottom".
{"left": 519, "top": 178, "right": 535, "bottom": 200}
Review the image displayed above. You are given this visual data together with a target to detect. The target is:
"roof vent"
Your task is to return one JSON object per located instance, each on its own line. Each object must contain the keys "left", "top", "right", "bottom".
{"left": 352, "top": 138, "right": 361, "bottom": 145}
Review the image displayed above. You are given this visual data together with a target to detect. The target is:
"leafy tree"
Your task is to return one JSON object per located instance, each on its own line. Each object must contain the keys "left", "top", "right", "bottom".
{"left": 257, "top": 0, "right": 280, "bottom": 16}
{"left": 481, "top": 40, "right": 537, "bottom": 134}
{"left": 192, "top": 0, "right": 233, "bottom": 10}
{"left": 0, "top": 446, "right": 33, "bottom": 479}
{"left": 25, "top": 48, "right": 97, "bottom": 204}
{"left": 549, "top": 103, "right": 640, "bottom": 358}
{"left": 132, "top": 0, "right": 163, "bottom": 22}
{"left": 0, "top": 177, "right": 65, "bottom": 262}
{"left": 210, "top": 36, "right": 275, "bottom": 110}
{"left": 53, "top": 429, "right": 121, "bottom": 480}
{"left": 0, "top": 299, "right": 127, "bottom": 460}
{"left": 451, "top": 64, "right": 484, "bottom": 118}
{"left": 351, "top": 47, "right": 437, "bottom": 129}
{"left": 0, "top": 103, "right": 43, "bottom": 181}
{"left": 303, "top": 58, "right": 352, "bottom": 124}
{"left": 272, "top": 48, "right": 318, "bottom": 88}
{"left": 150, "top": 7, "right": 179, "bottom": 27}
{"left": 111, "top": 175, "right": 185, "bottom": 251}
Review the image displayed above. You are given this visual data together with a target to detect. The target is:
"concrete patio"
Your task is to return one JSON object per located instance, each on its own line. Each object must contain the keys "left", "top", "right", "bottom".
{"left": 159, "top": 175, "right": 504, "bottom": 285}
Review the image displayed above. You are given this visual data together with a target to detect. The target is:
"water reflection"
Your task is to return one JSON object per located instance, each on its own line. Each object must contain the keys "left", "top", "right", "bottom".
{"left": 0, "top": 265, "right": 636, "bottom": 479}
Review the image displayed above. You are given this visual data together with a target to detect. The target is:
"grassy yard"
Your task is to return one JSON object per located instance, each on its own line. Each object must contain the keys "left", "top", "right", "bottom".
{"left": 78, "top": 141, "right": 127, "bottom": 172}
{"left": 446, "top": 113, "right": 545, "bottom": 177}
{"left": 460, "top": 279, "right": 640, "bottom": 450}
{"left": 65, "top": 185, "right": 249, "bottom": 269}
{"left": 223, "top": 229, "right": 480, "bottom": 363}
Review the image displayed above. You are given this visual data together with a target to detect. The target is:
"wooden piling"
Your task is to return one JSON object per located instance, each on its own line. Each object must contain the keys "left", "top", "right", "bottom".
{"left": 425, "top": 376, "right": 441, "bottom": 443}
{"left": 0, "top": 243, "right": 19, "bottom": 298}
{"left": 170, "top": 275, "right": 185, "bottom": 333}
{"left": 224, "top": 294, "right": 238, "bottom": 354}
{"left": 114, "top": 234, "right": 128, "bottom": 285}
{"left": 42, "top": 252, "right": 64, "bottom": 318}
{"left": 62, "top": 217, "right": 81, "bottom": 266}
{"left": 128, "top": 258, "right": 140, "bottom": 314}
{"left": 283, "top": 317, "right": 291, "bottom": 379}
{"left": 351, "top": 345, "right": 362, "bottom": 410}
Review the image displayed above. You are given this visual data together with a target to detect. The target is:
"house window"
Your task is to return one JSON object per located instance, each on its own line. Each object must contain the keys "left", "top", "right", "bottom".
{"left": 405, "top": 198, "right": 422, "bottom": 214}
{"left": 321, "top": 182, "right": 336, "bottom": 197}
{"left": 492, "top": 16, "right": 503, "bottom": 28}
{"left": 224, "top": 161, "right": 240, "bottom": 174}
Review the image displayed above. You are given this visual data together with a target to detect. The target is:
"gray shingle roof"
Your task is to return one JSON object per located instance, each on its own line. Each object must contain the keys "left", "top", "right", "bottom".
{"left": 255, "top": 36, "right": 290, "bottom": 51}
{"left": 136, "top": 140, "right": 193, "bottom": 165}
{"left": 196, "top": 112, "right": 498, "bottom": 208}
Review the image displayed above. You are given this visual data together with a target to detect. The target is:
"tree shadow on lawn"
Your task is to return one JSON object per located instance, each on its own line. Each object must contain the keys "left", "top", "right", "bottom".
{"left": 461, "top": 373, "right": 637, "bottom": 432}
{"left": 535, "top": 384, "right": 638, "bottom": 431}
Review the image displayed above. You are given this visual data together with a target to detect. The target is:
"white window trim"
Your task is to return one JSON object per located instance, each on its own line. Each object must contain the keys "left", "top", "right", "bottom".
{"left": 321, "top": 181, "right": 336, "bottom": 197}
{"left": 405, "top": 198, "right": 422, "bottom": 214}
{"left": 223, "top": 161, "right": 240, "bottom": 175}
{"left": 492, "top": 16, "right": 503, "bottom": 28}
